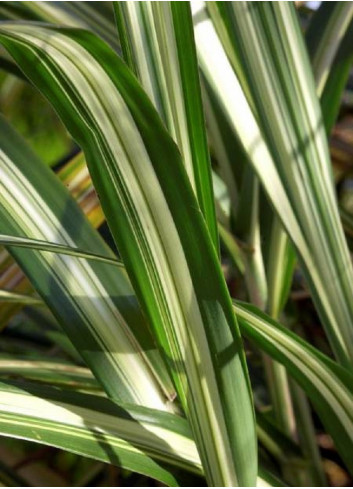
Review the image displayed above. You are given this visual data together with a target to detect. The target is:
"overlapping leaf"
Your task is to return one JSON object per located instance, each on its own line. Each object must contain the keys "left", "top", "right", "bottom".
{"left": 235, "top": 301, "right": 353, "bottom": 476}
{"left": 0, "top": 151, "right": 104, "bottom": 327}
{"left": 115, "top": 2, "right": 218, "bottom": 249}
{"left": 0, "top": 378, "right": 284, "bottom": 486}
{"left": 194, "top": 1, "right": 353, "bottom": 369}
{"left": 0, "top": 380, "right": 201, "bottom": 486}
{"left": 0, "top": 22, "right": 256, "bottom": 486}
{"left": 0, "top": 114, "right": 170, "bottom": 408}
{"left": 306, "top": 1, "right": 353, "bottom": 133}
{"left": 0, "top": 357, "right": 100, "bottom": 390}
{"left": 19, "top": 1, "right": 118, "bottom": 50}
{"left": 0, "top": 234, "right": 123, "bottom": 267}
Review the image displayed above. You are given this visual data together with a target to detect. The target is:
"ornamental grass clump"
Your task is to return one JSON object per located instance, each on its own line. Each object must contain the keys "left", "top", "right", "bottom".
{"left": 0, "top": 2, "right": 352, "bottom": 487}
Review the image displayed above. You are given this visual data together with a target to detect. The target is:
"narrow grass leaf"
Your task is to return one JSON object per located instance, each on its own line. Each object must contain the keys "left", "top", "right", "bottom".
{"left": 0, "top": 114, "right": 170, "bottom": 408}
{"left": 195, "top": 2, "right": 353, "bottom": 368}
{"left": 306, "top": 2, "right": 353, "bottom": 98}
{"left": 306, "top": 2, "right": 353, "bottom": 133}
{"left": 115, "top": 2, "right": 218, "bottom": 250}
{"left": 0, "top": 23, "right": 257, "bottom": 486}
{"left": 0, "top": 234, "right": 123, "bottom": 267}
{"left": 235, "top": 301, "right": 353, "bottom": 475}
{"left": 0, "top": 357, "right": 100, "bottom": 391}
{"left": 0, "top": 289, "right": 41, "bottom": 305}
{"left": 266, "top": 217, "right": 296, "bottom": 319}
{"left": 0, "top": 380, "right": 202, "bottom": 486}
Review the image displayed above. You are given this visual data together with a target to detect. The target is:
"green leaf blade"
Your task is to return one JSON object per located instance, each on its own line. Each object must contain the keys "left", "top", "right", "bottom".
{"left": 235, "top": 301, "right": 353, "bottom": 476}
{"left": 306, "top": 2, "right": 353, "bottom": 98}
{"left": 0, "top": 112, "right": 170, "bottom": 409}
{"left": 0, "top": 23, "right": 257, "bottom": 486}
{"left": 306, "top": 2, "right": 353, "bottom": 134}
{"left": 0, "top": 234, "right": 123, "bottom": 267}
{"left": 116, "top": 2, "right": 218, "bottom": 251}
{"left": 0, "top": 380, "right": 202, "bottom": 486}
{"left": 197, "top": 1, "right": 353, "bottom": 368}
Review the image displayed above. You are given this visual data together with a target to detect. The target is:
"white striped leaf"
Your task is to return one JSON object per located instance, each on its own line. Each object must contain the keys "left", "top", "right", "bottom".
{"left": 0, "top": 357, "right": 100, "bottom": 391}
{"left": 0, "top": 379, "right": 282, "bottom": 486}
{"left": 18, "top": 1, "right": 118, "bottom": 50}
{"left": 193, "top": 2, "right": 353, "bottom": 369}
{"left": 0, "top": 23, "right": 256, "bottom": 486}
{"left": 0, "top": 150, "right": 105, "bottom": 327}
{"left": 306, "top": 2, "right": 353, "bottom": 134}
{"left": 0, "top": 355, "right": 288, "bottom": 485}
{"left": 199, "top": 7, "right": 353, "bottom": 477}
{"left": 0, "top": 289, "right": 41, "bottom": 305}
{"left": 263, "top": 214, "right": 297, "bottom": 438}
{"left": 201, "top": 3, "right": 353, "bottom": 451}
{"left": 114, "top": 2, "right": 218, "bottom": 250}
{"left": 0, "top": 234, "right": 123, "bottom": 267}
{"left": 0, "top": 114, "right": 171, "bottom": 408}
{"left": 235, "top": 301, "right": 353, "bottom": 476}
{"left": 0, "top": 380, "right": 201, "bottom": 486}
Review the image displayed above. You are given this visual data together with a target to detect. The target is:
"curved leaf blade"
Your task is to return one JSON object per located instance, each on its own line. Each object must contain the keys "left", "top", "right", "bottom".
{"left": 195, "top": 2, "right": 353, "bottom": 368}
{"left": 0, "top": 380, "right": 201, "bottom": 486}
{"left": 235, "top": 301, "right": 353, "bottom": 476}
{"left": 0, "top": 234, "right": 123, "bottom": 267}
{"left": 0, "top": 113, "right": 169, "bottom": 408}
{"left": 0, "top": 23, "right": 257, "bottom": 486}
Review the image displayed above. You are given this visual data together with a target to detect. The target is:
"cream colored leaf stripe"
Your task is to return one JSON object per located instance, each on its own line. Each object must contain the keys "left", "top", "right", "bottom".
{"left": 0, "top": 381, "right": 201, "bottom": 486}
{"left": 116, "top": 3, "right": 218, "bottom": 249}
{"left": 235, "top": 301, "right": 353, "bottom": 475}
{"left": 0, "top": 24, "right": 256, "bottom": 486}
{"left": 193, "top": 2, "right": 353, "bottom": 368}
{"left": 0, "top": 117, "right": 167, "bottom": 409}
{"left": 308, "top": 2, "right": 353, "bottom": 96}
